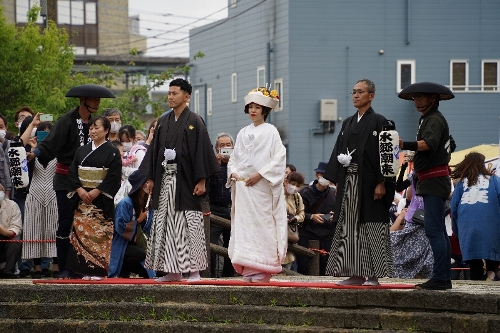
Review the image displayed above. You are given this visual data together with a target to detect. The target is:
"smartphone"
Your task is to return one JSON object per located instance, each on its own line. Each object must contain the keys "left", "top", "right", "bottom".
{"left": 37, "top": 131, "right": 49, "bottom": 142}
{"left": 220, "top": 148, "right": 233, "bottom": 158}
{"left": 321, "top": 213, "right": 332, "bottom": 222}
{"left": 40, "top": 114, "right": 53, "bottom": 122}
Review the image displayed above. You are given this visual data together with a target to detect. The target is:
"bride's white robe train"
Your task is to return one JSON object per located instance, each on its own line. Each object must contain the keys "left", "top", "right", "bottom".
{"left": 227, "top": 122, "right": 287, "bottom": 275}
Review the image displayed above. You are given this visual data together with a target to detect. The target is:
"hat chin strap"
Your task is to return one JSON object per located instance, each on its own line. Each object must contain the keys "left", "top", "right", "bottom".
{"left": 84, "top": 98, "right": 99, "bottom": 113}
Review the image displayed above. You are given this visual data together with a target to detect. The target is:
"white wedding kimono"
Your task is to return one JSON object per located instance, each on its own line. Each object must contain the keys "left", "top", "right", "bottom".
{"left": 227, "top": 122, "right": 288, "bottom": 274}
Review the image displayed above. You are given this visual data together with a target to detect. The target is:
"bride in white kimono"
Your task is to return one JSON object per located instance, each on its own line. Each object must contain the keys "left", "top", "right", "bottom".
{"left": 227, "top": 87, "right": 287, "bottom": 283}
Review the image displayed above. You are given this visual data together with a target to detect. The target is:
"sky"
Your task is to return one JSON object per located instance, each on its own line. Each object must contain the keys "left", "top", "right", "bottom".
{"left": 128, "top": 0, "right": 228, "bottom": 58}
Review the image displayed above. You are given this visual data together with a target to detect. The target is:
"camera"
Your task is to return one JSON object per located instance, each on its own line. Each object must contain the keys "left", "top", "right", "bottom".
{"left": 220, "top": 148, "right": 233, "bottom": 158}
{"left": 405, "top": 150, "right": 415, "bottom": 162}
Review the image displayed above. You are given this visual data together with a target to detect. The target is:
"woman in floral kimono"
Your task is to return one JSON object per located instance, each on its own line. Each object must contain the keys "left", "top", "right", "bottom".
{"left": 66, "top": 116, "right": 122, "bottom": 279}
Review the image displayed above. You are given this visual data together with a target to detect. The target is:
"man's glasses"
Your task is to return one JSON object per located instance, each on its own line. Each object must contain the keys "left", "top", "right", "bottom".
{"left": 350, "top": 90, "right": 367, "bottom": 96}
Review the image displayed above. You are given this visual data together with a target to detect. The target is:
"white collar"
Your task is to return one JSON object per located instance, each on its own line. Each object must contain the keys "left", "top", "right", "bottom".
{"left": 357, "top": 113, "right": 363, "bottom": 122}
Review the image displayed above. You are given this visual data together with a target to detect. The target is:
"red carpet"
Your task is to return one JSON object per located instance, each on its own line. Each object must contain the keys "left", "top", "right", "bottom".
{"left": 33, "top": 278, "right": 414, "bottom": 289}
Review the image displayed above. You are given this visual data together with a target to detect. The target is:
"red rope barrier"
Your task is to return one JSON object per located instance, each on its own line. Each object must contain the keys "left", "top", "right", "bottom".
{"left": 0, "top": 239, "right": 55, "bottom": 243}
{"left": 309, "top": 248, "right": 329, "bottom": 256}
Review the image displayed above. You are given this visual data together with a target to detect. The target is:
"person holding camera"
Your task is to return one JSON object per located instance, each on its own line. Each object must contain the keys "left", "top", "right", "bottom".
{"left": 207, "top": 133, "right": 235, "bottom": 278}
{"left": 296, "top": 174, "right": 336, "bottom": 276}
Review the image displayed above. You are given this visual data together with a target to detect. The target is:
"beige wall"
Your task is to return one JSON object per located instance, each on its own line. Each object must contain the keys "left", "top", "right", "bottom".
{"left": 2, "top": 0, "right": 16, "bottom": 23}
{"left": 129, "top": 33, "right": 147, "bottom": 54}
{"left": 98, "top": 0, "right": 131, "bottom": 55}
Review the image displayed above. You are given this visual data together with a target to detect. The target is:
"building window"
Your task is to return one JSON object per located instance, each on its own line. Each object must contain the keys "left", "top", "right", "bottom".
{"left": 450, "top": 60, "right": 469, "bottom": 92}
{"left": 274, "top": 78, "right": 283, "bottom": 111}
{"left": 16, "top": 0, "right": 44, "bottom": 24}
{"left": 193, "top": 90, "right": 200, "bottom": 114}
{"left": 58, "top": 1, "right": 84, "bottom": 25}
{"left": 396, "top": 60, "right": 415, "bottom": 92}
{"left": 230, "top": 0, "right": 237, "bottom": 8}
{"left": 231, "top": 73, "right": 237, "bottom": 102}
{"left": 482, "top": 60, "right": 500, "bottom": 91}
{"left": 85, "top": 2, "right": 96, "bottom": 25}
{"left": 73, "top": 46, "right": 85, "bottom": 55}
{"left": 257, "top": 66, "right": 266, "bottom": 88}
{"left": 207, "top": 88, "right": 213, "bottom": 116}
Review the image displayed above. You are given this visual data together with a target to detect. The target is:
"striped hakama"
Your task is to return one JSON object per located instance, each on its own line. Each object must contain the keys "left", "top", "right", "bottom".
{"left": 22, "top": 159, "right": 58, "bottom": 260}
{"left": 145, "top": 164, "right": 207, "bottom": 273}
{"left": 326, "top": 164, "right": 393, "bottom": 278}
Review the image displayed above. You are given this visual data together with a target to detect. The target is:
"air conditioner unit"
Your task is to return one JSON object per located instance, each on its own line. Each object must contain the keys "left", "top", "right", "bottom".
{"left": 320, "top": 99, "right": 337, "bottom": 121}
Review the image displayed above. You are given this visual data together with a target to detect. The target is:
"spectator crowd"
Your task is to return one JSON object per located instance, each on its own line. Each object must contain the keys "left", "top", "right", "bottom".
{"left": 0, "top": 78, "right": 498, "bottom": 291}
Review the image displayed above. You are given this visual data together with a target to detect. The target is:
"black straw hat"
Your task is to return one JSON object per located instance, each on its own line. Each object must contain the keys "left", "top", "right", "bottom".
{"left": 128, "top": 170, "right": 148, "bottom": 197}
{"left": 398, "top": 82, "right": 454, "bottom": 101}
{"left": 65, "top": 84, "right": 116, "bottom": 98}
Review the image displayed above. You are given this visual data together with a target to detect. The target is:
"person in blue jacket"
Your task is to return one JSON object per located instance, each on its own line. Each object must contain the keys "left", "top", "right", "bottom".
{"left": 109, "top": 170, "right": 153, "bottom": 278}
{"left": 451, "top": 152, "right": 500, "bottom": 281}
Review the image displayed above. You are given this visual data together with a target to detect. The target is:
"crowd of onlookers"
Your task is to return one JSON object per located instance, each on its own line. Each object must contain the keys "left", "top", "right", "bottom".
{"left": 0, "top": 79, "right": 500, "bottom": 289}
{"left": 0, "top": 105, "right": 159, "bottom": 279}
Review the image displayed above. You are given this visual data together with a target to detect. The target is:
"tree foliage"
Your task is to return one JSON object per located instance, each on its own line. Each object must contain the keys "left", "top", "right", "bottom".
{"left": 0, "top": 4, "right": 198, "bottom": 131}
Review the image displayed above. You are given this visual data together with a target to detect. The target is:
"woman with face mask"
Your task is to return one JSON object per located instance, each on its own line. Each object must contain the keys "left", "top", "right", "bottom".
{"left": 119, "top": 125, "right": 147, "bottom": 170}
{"left": 282, "top": 171, "right": 305, "bottom": 270}
{"left": 19, "top": 115, "right": 59, "bottom": 278}
{"left": 296, "top": 174, "right": 337, "bottom": 276}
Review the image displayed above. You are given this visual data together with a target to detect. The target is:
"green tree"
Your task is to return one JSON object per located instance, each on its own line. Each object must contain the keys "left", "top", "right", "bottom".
{"left": 0, "top": 5, "right": 75, "bottom": 124}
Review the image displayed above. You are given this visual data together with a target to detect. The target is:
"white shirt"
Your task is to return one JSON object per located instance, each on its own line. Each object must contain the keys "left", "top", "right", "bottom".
{"left": 0, "top": 199, "right": 22, "bottom": 236}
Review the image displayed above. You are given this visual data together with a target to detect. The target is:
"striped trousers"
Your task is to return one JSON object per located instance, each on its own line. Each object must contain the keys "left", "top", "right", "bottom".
{"left": 145, "top": 164, "right": 207, "bottom": 273}
{"left": 326, "top": 164, "right": 393, "bottom": 278}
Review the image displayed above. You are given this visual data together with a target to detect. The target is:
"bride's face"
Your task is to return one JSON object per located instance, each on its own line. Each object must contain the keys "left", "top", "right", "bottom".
{"left": 247, "top": 103, "right": 265, "bottom": 124}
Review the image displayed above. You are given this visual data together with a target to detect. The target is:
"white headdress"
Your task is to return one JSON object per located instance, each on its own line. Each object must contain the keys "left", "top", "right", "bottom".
{"left": 244, "top": 86, "right": 279, "bottom": 109}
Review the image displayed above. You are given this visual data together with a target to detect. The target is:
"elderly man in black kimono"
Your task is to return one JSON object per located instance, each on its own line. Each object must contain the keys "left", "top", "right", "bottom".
{"left": 143, "top": 78, "right": 219, "bottom": 282}
{"left": 324, "top": 79, "right": 395, "bottom": 286}
{"left": 30, "top": 84, "right": 115, "bottom": 279}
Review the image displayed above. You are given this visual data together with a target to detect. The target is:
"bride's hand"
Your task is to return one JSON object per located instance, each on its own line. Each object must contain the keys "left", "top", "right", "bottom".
{"left": 245, "top": 173, "right": 263, "bottom": 187}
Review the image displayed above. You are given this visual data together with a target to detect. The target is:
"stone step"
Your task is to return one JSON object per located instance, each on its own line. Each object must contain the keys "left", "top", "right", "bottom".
{"left": 0, "top": 301, "right": 499, "bottom": 332}
{"left": 2, "top": 284, "right": 499, "bottom": 316}
{"left": 0, "top": 319, "right": 418, "bottom": 333}
{"left": 2, "top": 300, "right": 500, "bottom": 333}
{"left": 2, "top": 282, "right": 500, "bottom": 333}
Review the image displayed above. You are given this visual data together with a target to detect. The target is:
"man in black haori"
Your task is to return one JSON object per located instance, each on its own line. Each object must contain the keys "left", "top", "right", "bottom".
{"left": 324, "top": 79, "right": 395, "bottom": 286}
{"left": 143, "top": 78, "right": 219, "bottom": 282}
{"left": 31, "top": 84, "right": 115, "bottom": 279}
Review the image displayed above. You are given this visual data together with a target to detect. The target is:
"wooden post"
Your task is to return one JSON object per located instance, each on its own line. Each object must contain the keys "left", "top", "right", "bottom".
{"left": 307, "top": 240, "right": 320, "bottom": 276}
{"left": 46, "top": 0, "right": 57, "bottom": 25}
{"left": 201, "top": 198, "right": 210, "bottom": 278}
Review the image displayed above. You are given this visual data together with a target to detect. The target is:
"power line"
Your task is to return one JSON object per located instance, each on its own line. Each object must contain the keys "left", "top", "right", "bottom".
{"left": 136, "top": 0, "right": 267, "bottom": 54}
{"left": 97, "top": 0, "right": 231, "bottom": 51}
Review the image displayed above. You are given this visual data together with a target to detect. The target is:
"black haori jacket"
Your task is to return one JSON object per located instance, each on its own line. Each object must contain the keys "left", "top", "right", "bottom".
{"left": 143, "top": 107, "right": 219, "bottom": 211}
{"left": 323, "top": 107, "right": 395, "bottom": 224}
